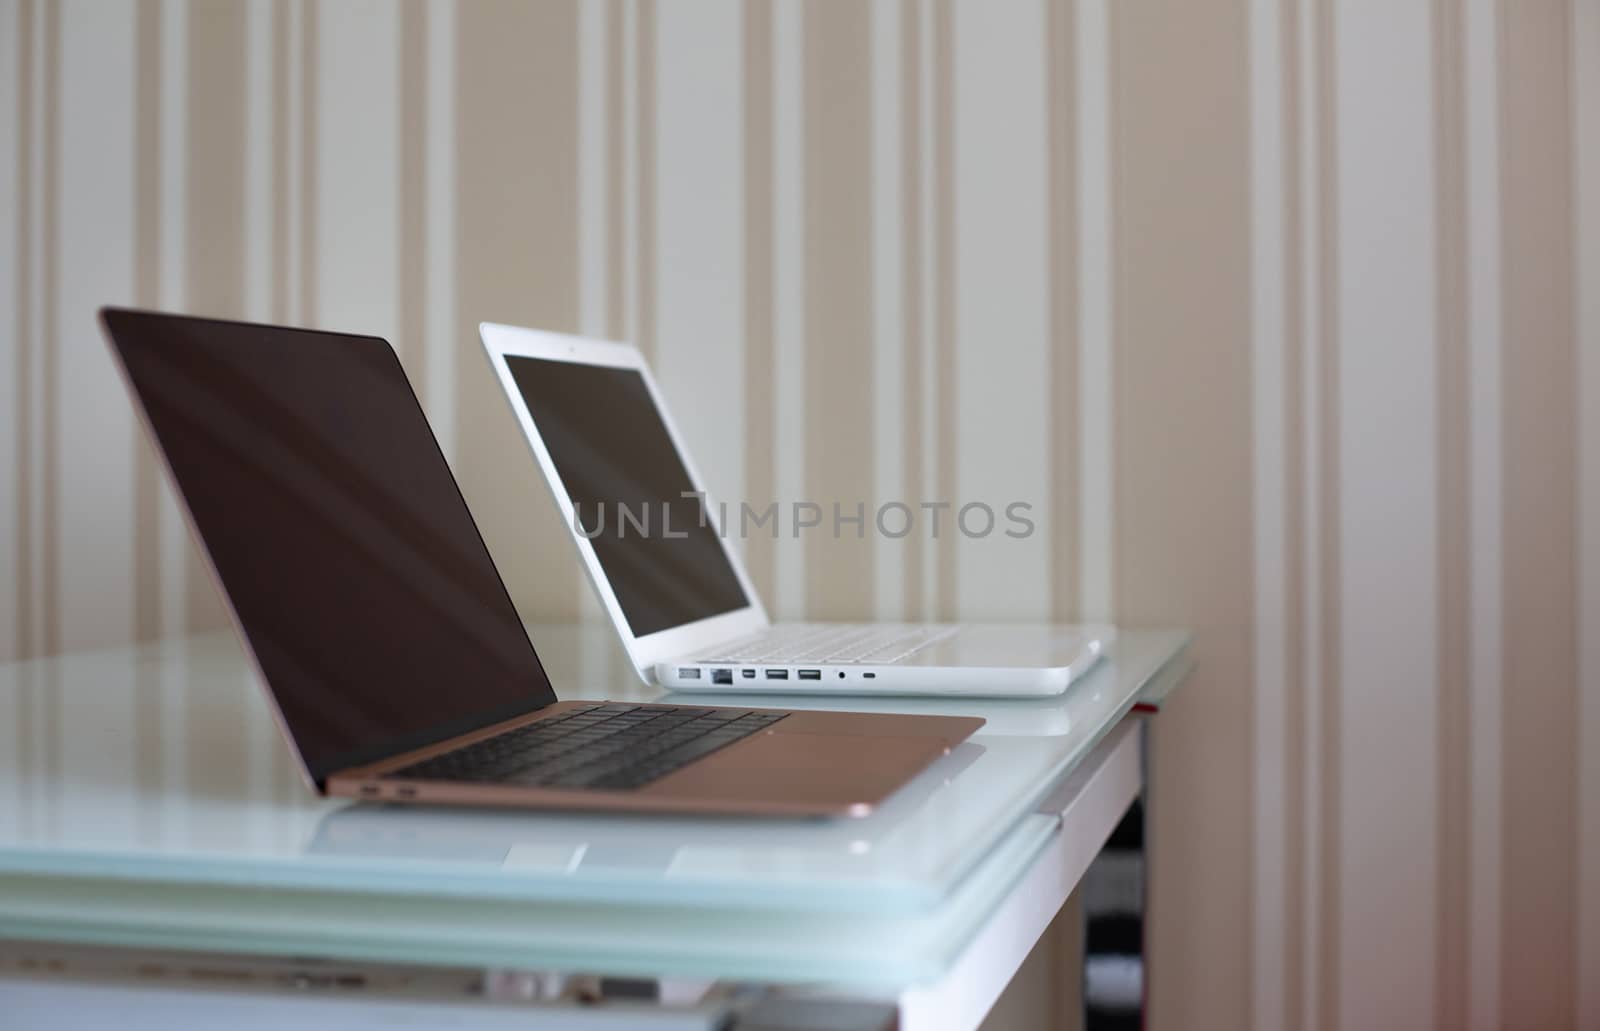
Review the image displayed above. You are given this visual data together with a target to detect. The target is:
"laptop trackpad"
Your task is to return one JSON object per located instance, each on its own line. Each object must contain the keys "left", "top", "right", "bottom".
{"left": 640, "top": 732, "right": 948, "bottom": 811}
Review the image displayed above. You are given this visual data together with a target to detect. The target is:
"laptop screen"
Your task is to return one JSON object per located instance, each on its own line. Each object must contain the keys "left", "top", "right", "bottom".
{"left": 102, "top": 310, "right": 558, "bottom": 785}
{"left": 503, "top": 355, "right": 750, "bottom": 637}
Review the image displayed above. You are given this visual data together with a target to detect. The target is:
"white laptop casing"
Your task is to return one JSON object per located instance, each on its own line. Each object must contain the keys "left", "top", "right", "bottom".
{"left": 479, "top": 323, "right": 1111, "bottom": 697}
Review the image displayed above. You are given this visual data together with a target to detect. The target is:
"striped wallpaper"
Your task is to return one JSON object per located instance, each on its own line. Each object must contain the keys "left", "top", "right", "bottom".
{"left": 2, "top": 1, "right": 1597, "bottom": 1028}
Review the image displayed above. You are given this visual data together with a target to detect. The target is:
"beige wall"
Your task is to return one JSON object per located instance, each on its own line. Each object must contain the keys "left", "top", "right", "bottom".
{"left": 3, "top": 1, "right": 1598, "bottom": 1028}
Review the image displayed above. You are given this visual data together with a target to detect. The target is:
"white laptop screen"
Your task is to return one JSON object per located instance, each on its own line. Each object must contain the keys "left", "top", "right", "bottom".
{"left": 504, "top": 355, "right": 750, "bottom": 637}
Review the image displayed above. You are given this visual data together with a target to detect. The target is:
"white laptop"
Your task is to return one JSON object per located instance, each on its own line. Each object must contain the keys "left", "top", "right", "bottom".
{"left": 479, "top": 323, "right": 1111, "bottom": 697}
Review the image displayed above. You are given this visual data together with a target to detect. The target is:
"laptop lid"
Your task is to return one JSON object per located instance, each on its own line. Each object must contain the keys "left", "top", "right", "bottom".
{"left": 478, "top": 324, "right": 769, "bottom": 682}
{"left": 101, "top": 309, "right": 559, "bottom": 790}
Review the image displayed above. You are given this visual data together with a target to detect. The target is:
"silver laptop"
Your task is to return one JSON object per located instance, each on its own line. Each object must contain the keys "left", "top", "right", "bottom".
{"left": 479, "top": 323, "right": 1110, "bottom": 697}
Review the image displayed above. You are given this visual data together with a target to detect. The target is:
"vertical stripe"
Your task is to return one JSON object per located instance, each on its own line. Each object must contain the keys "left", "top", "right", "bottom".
{"left": 456, "top": 0, "right": 580, "bottom": 621}
{"left": 573, "top": 0, "right": 611, "bottom": 625}
{"left": 1279, "top": 0, "right": 1308, "bottom": 1023}
{"left": 184, "top": 0, "right": 248, "bottom": 634}
{"left": 272, "top": 0, "right": 300, "bottom": 812}
{"left": 184, "top": 0, "right": 247, "bottom": 316}
{"left": 744, "top": 0, "right": 776, "bottom": 604}
{"left": 58, "top": 0, "right": 142, "bottom": 651}
{"left": 155, "top": 0, "right": 189, "bottom": 810}
{"left": 38, "top": 0, "right": 59, "bottom": 658}
{"left": 658, "top": 0, "right": 746, "bottom": 547}
{"left": 1334, "top": 1, "right": 1440, "bottom": 1026}
{"left": 803, "top": 0, "right": 874, "bottom": 621}
{"left": 29, "top": 0, "right": 54, "bottom": 810}
{"left": 269, "top": 0, "right": 288, "bottom": 323}
{"left": 1431, "top": 1, "right": 1470, "bottom": 1027}
{"left": 1293, "top": 4, "right": 1337, "bottom": 1025}
{"left": 131, "top": 0, "right": 167, "bottom": 835}
{"left": 1577, "top": 2, "right": 1600, "bottom": 1024}
{"left": 242, "top": 0, "right": 272, "bottom": 322}
{"left": 1463, "top": 1, "right": 1503, "bottom": 1024}
{"left": 951, "top": 0, "right": 1050, "bottom": 621}
{"left": 181, "top": 0, "right": 249, "bottom": 805}
{"left": 20, "top": 0, "right": 37, "bottom": 661}
{"left": 1249, "top": 0, "right": 1289, "bottom": 1025}
{"left": 269, "top": 14, "right": 305, "bottom": 811}
{"left": 398, "top": 0, "right": 426, "bottom": 372}
{"left": 242, "top": 0, "right": 281, "bottom": 797}
{"left": 1498, "top": 2, "right": 1579, "bottom": 1026}
{"left": 423, "top": 0, "right": 456, "bottom": 458}
{"left": 605, "top": 0, "right": 626, "bottom": 340}
{"left": 57, "top": 40, "right": 138, "bottom": 779}
{"left": 1314, "top": 1, "right": 1343, "bottom": 1026}
{"left": 929, "top": 0, "right": 954, "bottom": 622}
{"left": 634, "top": 0, "right": 656, "bottom": 362}
{"left": 1297, "top": 18, "right": 1327, "bottom": 1024}
{"left": 900, "top": 0, "right": 924, "bottom": 622}
{"left": 1046, "top": 0, "right": 1078, "bottom": 623}
{"left": 0, "top": 0, "right": 17, "bottom": 663}
{"left": 916, "top": 0, "right": 936, "bottom": 619}
{"left": 270, "top": 0, "right": 289, "bottom": 321}
{"left": 316, "top": 0, "right": 398, "bottom": 342}
{"left": 1110, "top": 4, "right": 1254, "bottom": 1030}
{"left": 297, "top": 0, "right": 317, "bottom": 323}
{"left": 3, "top": 0, "right": 28, "bottom": 663}
{"left": 15, "top": 0, "right": 34, "bottom": 659}
{"left": 132, "top": 0, "right": 162, "bottom": 646}
{"left": 771, "top": 0, "right": 804, "bottom": 620}
{"left": 870, "top": 0, "right": 905, "bottom": 621}
{"left": 245, "top": 9, "right": 286, "bottom": 823}
{"left": 158, "top": 0, "right": 187, "bottom": 316}
{"left": 620, "top": 0, "right": 638, "bottom": 343}
{"left": 157, "top": 0, "right": 187, "bottom": 640}
{"left": 577, "top": 0, "right": 606, "bottom": 341}
{"left": 285, "top": 0, "right": 394, "bottom": 785}
{"left": 1075, "top": 0, "right": 1113, "bottom": 622}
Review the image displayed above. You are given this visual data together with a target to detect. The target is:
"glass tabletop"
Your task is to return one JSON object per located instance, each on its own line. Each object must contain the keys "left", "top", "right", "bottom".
{"left": 0, "top": 623, "right": 1189, "bottom": 967}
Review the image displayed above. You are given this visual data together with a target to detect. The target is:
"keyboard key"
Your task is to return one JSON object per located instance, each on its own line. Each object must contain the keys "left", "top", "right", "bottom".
{"left": 387, "top": 706, "right": 786, "bottom": 791}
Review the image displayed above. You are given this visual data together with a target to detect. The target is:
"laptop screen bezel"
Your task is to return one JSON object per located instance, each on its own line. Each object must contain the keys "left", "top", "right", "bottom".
{"left": 479, "top": 323, "right": 770, "bottom": 682}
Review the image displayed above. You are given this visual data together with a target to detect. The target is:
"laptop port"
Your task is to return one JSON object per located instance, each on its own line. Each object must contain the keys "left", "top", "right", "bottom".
{"left": 765, "top": 669, "right": 789, "bottom": 680}
{"left": 678, "top": 667, "right": 702, "bottom": 680}
{"left": 863, "top": 672, "right": 876, "bottom": 679}
{"left": 798, "top": 669, "right": 822, "bottom": 680}
{"left": 742, "top": 669, "right": 756, "bottom": 678}
{"left": 711, "top": 668, "right": 733, "bottom": 685}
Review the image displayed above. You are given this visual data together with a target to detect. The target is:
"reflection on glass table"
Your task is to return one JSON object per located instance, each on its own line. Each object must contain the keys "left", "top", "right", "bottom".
{"left": 0, "top": 624, "right": 1188, "bottom": 915}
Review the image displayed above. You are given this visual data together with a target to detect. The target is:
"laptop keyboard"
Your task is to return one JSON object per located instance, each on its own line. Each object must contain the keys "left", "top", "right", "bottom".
{"left": 386, "top": 703, "right": 786, "bottom": 791}
{"left": 696, "top": 624, "right": 959, "bottom": 665}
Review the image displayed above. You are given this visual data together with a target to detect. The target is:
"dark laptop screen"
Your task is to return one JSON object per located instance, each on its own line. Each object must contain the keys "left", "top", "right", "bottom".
{"left": 503, "top": 356, "right": 750, "bottom": 637}
{"left": 102, "top": 310, "right": 557, "bottom": 784}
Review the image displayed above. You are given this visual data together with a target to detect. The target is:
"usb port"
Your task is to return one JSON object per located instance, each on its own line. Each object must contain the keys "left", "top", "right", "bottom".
{"left": 742, "top": 669, "right": 756, "bottom": 678}
{"left": 798, "top": 669, "right": 822, "bottom": 680}
{"left": 678, "top": 667, "right": 702, "bottom": 680}
{"left": 711, "top": 668, "right": 733, "bottom": 685}
{"left": 765, "top": 669, "right": 789, "bottom": 680}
